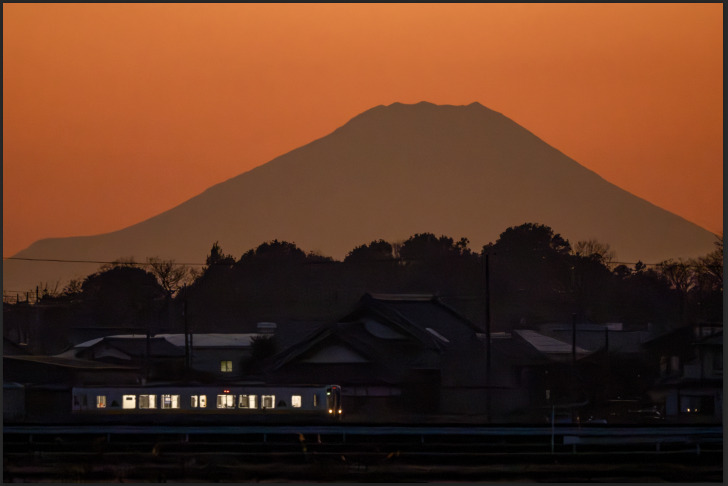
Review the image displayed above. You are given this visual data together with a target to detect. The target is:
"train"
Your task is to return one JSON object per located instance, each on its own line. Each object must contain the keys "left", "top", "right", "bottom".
{"left": 72, "top": 384, "right": 342, "bottom": 419}
{"left": 4, "top": 382, "right": 342, "bottom": 425}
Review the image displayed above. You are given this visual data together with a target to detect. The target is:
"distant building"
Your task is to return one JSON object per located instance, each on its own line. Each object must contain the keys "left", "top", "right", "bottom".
{"left": 642, "top": 323, "right": 723, "bottom": 423}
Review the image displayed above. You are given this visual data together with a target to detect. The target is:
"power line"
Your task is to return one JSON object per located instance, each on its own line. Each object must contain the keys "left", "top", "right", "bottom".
{"left": 3, "top": 257, "right": 207, "bottom": 266}
{"left": 2, "top": 255, "right": 710, "bottom": 268}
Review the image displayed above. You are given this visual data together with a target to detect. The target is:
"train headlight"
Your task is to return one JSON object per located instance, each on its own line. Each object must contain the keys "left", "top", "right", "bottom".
{"left": 338, "top": 409, "right": 342, "bottom": 414}
{"left": 329, "top": 409, "right": 333, "bottom": 414}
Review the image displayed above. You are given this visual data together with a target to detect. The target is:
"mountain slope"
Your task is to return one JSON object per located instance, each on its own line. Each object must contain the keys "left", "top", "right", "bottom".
{"left": 4, "top": 102, "right": 717, "bottom": 292}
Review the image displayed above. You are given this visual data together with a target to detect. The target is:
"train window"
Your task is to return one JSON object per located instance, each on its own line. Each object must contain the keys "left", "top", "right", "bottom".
{"left": 161, "top": 394, "right": 180, "bottom": 409}
{"left": 191, "top": 395, "right": 207, "bottom": 408}
{"left": 220, "top": 360, "right": 233, "bottom": 372}
{"left": 123, "top": 395, "right": 137, "bottom": 409}
{"left": 96, "top": 395, "right": 106, "bottom": 408}
{"left": 291, "top": 395, "right": 302, "bottom": 408}
{"left": 139, "top": 394, "right": 157, "bottom": 409}
{"left": 217, "top": 394, "right": 235, "bottom": 409}
{"left": 261, "top": 395, "right": 275, "bottom": 409}
{"left": 313, "top": 394, "right": 318, "bottom": 407}
{"left": 239, "top": 394, "right": 257, "bottom": 409}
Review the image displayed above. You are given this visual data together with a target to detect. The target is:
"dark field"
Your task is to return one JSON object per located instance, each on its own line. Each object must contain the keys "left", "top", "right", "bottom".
{"left": 3, "top": 424, "right": 722, "bottom": 482}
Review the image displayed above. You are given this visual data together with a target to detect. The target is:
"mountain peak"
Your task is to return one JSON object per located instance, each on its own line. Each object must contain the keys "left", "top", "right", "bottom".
{"left": 341, "top": 101, "right": 504, "bottom": 132}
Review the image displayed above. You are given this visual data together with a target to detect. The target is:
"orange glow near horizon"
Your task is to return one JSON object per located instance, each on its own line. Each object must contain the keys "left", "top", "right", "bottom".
{"left": 3, "top": 3, "right": 723, "bottom": 257}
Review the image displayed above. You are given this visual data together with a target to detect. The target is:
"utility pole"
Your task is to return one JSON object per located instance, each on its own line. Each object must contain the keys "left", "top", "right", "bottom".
{"left": 484, "top": 253, "right": 492, "bottom": 422}
{"left": 571, "top": 312, "right": 577, "bottom": 365}
{"left": 184, "top": 295, "right": 190, "bottom": 376}
{"left": 485, "top": 253, "right": 491, "bottom": 373}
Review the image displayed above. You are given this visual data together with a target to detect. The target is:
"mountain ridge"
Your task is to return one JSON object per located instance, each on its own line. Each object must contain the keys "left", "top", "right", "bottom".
{"left": 5, "top": 102, "right": 717, "bottom": 292}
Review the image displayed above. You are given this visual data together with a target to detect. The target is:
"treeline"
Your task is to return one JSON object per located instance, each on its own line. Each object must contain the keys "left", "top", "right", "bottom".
{"left": 7, "top": 223, "right": 723, "bottom": 346}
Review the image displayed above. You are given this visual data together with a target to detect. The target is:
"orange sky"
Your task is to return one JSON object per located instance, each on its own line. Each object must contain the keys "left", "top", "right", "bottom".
{"left": 3, "top": 3, "right": 723, "bottom": 258}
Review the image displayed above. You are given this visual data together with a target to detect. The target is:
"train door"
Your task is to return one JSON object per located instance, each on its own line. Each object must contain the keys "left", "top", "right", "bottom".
{"left": 326, "top": 385, "right": 342, "bottom": 419}
{"left": 123, "top": 395, "right": 137, "bottom": 409}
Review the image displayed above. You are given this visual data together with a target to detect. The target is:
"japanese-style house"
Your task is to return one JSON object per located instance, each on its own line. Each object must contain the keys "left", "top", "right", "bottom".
{"left": 642, "top": 323, "right": 723, "bottom": 423}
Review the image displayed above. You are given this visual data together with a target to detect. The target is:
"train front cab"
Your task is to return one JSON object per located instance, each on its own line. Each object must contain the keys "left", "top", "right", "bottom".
{"left": 326, "top": 385, "right": 342, "bottom": 419}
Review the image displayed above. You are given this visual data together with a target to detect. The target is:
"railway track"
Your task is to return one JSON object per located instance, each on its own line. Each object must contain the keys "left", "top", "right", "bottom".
{"left": 3, "top": 425, "right": 723, "bottom": 482}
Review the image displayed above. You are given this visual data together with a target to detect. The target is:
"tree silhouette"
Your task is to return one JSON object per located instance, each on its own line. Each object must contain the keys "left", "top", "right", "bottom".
{"left": 344, "top": 239, "right": 395, "bottom": 263}
{"left": 238, "top": 240, "right": 307, "bottom": 265}
{"left": 146, "top": 257, "right": 195, "bottom": 297}
{"left": 206, "top": 241, "right": 235, "bottom": 267}
{"left": 483, "top": 223, "right": 573, "bottom": 325}
{"left": 573, "top": 238, "right": 616, "bottom": 266}
{"left": 81, "top": 266, "right": 166, "bottom": 329}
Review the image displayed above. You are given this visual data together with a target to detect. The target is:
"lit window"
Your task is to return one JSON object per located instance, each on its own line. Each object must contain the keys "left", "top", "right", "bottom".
{"left": 191, "top": 395, "right": 207, "bottom": 408}
{"left": 217, "top": 394, "right": 235, "bottom": 409}
{"left": 139, "top": 394, "right": 157, "bottom": 409}
{"left": 239, "top": 394, "right": 258, "bottom": 409}
{"left": 96, "top": 395, "right": 106, "bottom": 408}
{"left": 261, "top": 395, "right": 275, "bottom": 409}
{"left": 291, "top": 395, "right": 302, "bottom": 408}
{"left": 122, "top": 395, "right": 136, "bottom": 409}
{"left": 161, "top": 394, "right": 180, "bottom": 409}
{"left": 220, "top": 360, "right": 233, "bottom": 372}
{"left": 313, "top": 394, "right": 318, "bottom": 407}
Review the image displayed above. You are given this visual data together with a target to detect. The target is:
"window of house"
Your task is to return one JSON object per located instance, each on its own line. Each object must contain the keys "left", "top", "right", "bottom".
{"left": 122, "top": 395, "right": 136, "bottom": 409}
{"left": 217, "top": 394, "right": 235, "bottom": 409}
{"left": 261, "top": 395, "right": 275, "bottom": 409}
{"left": 291, "top": 395, "right": 302, "bottom": 408}
{"left": 670, "top": 356, "right": 680, "bottom": 374}
{"left": 220, "top": 360, "right": 233, "bottom": 372}
{"left": 660, "top": 356, "right": 668, "bottom": 374}
{"left": 161, "top": 394, "right": 180, "bottom": 409}
{"left": 191, "top": 395, "right": 207, "bottom": 408}
{"left": 239, "top": 394, "right": 257, "bottom": 409}
{"left": 139, "top": 394, "right": 157, "bottom": 409}
{"left": 96, "top": 395, "right": 106, "bottom": 408}
{"left": 680, "top": 395, "right": 715, "bottom": 415}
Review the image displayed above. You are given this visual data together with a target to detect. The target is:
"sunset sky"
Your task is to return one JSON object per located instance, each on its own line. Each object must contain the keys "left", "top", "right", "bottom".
{"left": 3, "top": 3, "right": 723, "bottom": 258}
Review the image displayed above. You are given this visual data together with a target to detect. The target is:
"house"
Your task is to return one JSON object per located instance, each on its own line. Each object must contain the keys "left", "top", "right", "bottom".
{"left": 642, "top": 323, "right": 723, "bottom": 423}
{"left": 263, "top": 293, "right": 554, "bottom": 422}
{"left": 55, "top": 332, "right": 272, "bottom": 381}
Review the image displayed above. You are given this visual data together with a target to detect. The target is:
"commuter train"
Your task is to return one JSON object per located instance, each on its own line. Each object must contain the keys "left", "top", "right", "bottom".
{"left": 70, "top": 384, "right": 342, "bottom": 423}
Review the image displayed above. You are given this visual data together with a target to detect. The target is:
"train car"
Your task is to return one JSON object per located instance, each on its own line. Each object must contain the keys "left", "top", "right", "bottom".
{"left": 71, "top": 384, "right": 342, "bottom": 423}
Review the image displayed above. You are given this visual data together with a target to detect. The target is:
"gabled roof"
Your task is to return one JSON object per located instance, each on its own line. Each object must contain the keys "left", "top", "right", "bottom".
{"left": 71, "top": 333, "right": 261, "bottom": 350}
{"left": 102, "top": 337, "right": 185, "bottom": 357}
{"left": 3, "top": 355, "right": 138, "bottom": 370}
{"left": 641, "top": 324, "right": 723, "bottom": 349}
{"left": 543, "top": 329, "right": 650, "bottom": 354}
{"left": 267, "top": 294, "right": 465, "bottom": 373}
{"left": 513, "top": 330, "right": 592, "bottom": 362}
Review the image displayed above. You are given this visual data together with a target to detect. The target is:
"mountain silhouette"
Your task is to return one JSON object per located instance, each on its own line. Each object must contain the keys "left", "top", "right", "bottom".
{"left": 4, "top": 102, "right": 717, "bottom": 292}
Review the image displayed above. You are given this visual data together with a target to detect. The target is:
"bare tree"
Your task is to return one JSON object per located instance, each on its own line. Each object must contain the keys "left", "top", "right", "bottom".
{"left": 696, "top": 233, "right": 723, "bottom": 292}
{"left": 658, "top": 258, "right": 696, "bottom": 294}
{"left": 573, "top": 239, "right": 616, "bottom": 267}
{"left": 62, "top": 278, "right": 83, "bottom": 297}
{"left": 146, "top": 257, "right": 195, "bottom": 297}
